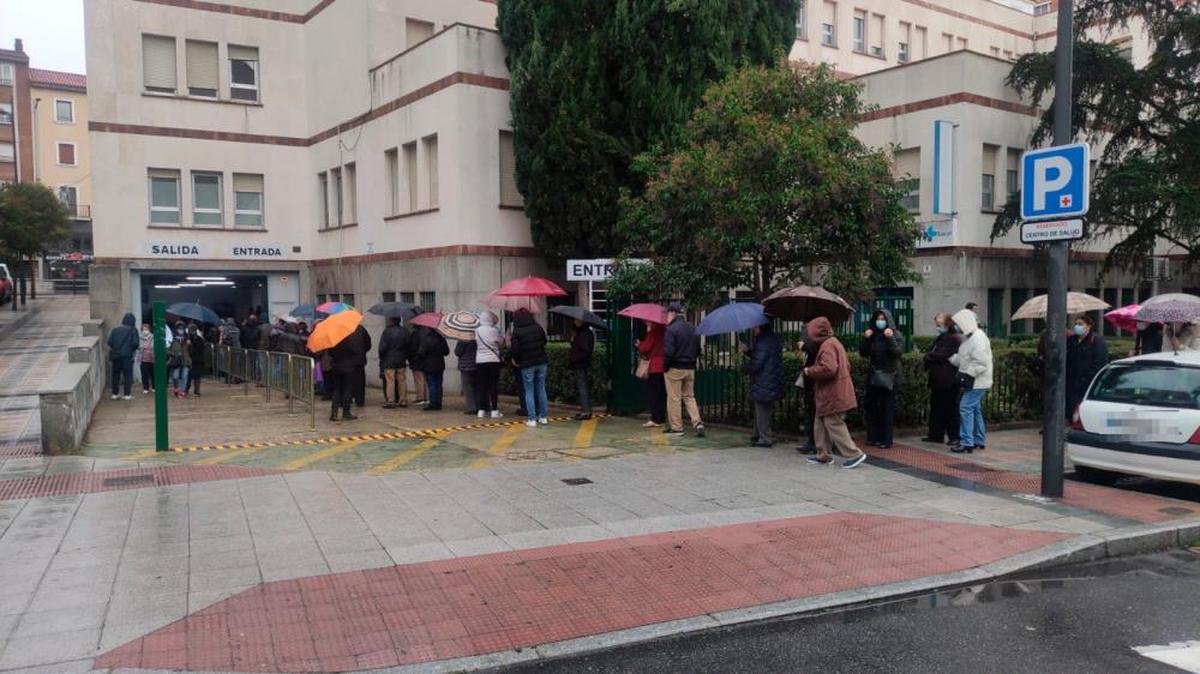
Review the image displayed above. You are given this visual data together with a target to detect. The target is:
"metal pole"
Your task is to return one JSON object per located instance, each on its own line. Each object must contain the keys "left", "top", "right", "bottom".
{"left": 310, "top": 359, "right": 316, "bottom": 430}
{"left": 153, "top": 301, "right": 169, "bottom": 451}
{"left": 1041, "top": 0, "right": 1073, "bottom": 498}
{"left": 288, "top": 355, "right": 295, "bottom": 415}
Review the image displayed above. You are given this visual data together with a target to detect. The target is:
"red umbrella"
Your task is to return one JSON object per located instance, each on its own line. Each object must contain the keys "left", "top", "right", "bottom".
{"left": 617, "top": 303, "right": 668, "bottom": 325}
{"left": 494, "top": 276, "right": 567, "bottom": 297}
{"left": 409, "top": 312, "right": 444, "bottom": 329}
{"left": 1104, "top": 304, "right": 1141, "bottom": 333}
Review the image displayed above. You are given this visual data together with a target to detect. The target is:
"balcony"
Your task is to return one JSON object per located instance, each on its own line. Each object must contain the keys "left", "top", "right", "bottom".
{"left": 61, "top": 203, "right": 90, "bottom": 219}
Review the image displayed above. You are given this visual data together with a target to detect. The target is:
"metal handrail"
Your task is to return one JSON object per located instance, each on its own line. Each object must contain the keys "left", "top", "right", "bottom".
{"left": 211, "top": 344, "right": 316, "bottom": 429}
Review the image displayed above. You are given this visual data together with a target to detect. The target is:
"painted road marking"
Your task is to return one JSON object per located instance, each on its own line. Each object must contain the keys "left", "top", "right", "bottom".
{"left": 121, "top": 449, "right": 160, "bottom": 460}
{"left": 196, "top": 446, "right": 268, "bottom": 466}
{"left": 367, "top": 436, "right": 442, "bottom": 476}
{"left": 651, "top": 428, "right": 670, "bottom": 447}
{"left": 487, "top": 424, "right": 526, "bottom": 457}
{"left": 1135, "top": 641, "right": 1200, "bottom": 672}
{"left": 281, "top": 440, "right": 363, "bottom": 471}
{"left": 574, "top": 417, "right": 598, "bottom": 448}
{"left": 468, "top": 457, "right": 493, "bottom": 470}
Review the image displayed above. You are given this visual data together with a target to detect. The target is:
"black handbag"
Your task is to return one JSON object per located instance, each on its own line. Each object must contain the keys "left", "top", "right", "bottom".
{"left": 868, "top": 370, "right": 896, "bottom": 391}
{"left": 957, "top": 372, "right": 975, "bottom": 390}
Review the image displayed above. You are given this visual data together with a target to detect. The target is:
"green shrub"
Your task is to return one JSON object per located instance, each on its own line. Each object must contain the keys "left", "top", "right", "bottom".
{"left": 498, "top": 343, "right": 609, "bottom": 406}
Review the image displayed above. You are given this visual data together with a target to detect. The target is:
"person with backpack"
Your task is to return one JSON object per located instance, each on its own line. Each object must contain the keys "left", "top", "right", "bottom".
{"left": 168, "top": 322, "right": 192, "bottom": 397}
{"left": 107, "top": 313, "right": 139, "bottom": 400}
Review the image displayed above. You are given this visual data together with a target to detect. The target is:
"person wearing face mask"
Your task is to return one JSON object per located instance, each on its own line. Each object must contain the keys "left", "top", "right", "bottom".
{"left": 139, "top": 323, "right": 156, "bottom": 393}
{"left": 922, "top": 313, "right": 962, "bottom": 446}
{"left": 859, "top": 309, "right": 903, "bottom": 449}
{"left": 949, "top": 309, "right": 993, "bottom": 453}
{"left": 167, "top": 322, "right": 192, "bottom": 397}
{"left": 1066, "top": 315, "right": 1108, "bottom": 421}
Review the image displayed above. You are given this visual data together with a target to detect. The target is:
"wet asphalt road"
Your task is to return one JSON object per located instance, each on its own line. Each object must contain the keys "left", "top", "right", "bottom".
{"left": 497, "top": 551, "right": 1200, "bottom": 674}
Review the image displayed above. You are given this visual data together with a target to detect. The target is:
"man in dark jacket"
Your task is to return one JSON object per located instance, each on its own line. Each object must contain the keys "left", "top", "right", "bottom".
{"left": 569, "top": 320, "right": 595, "bottom": 420}
{"left": 455, "top": 339, "right": 478, "bottom": 415}
{"left": 354, "top": 327, "right": 372, "bottom": 408}
{"left": 107, "top": 313, "right": 139, "bottom": 399}
{"left": 663, "top": 302, "right": 704, "bottom": 437}
{"left": 328, "top": 324, "right": 370, "bottom": 421}
{"left": 1066, "top": 315, "right": 1108, "bottom": 420}
{"left": 378, "top": 318, "right": 410, "bottom": 408}
{"left": 859, "top": 308, "right": 903, "bottom": 448}
{"left": 416, "top": 326, "right": 449, "bottom": 411}
{"left": 742, "top": 323, "right": 784, "bottom": 447}
{"left": 922, "top": 313, "right": 962, "bottom": 445}
{"left": 186, "top": 323, "right": 207, "bottom": 397}
{"left": 408, "top": 325, "right": 428, "bottom": 406}
{"left": 510, "top": 309, "right": 549, "bottom": 426}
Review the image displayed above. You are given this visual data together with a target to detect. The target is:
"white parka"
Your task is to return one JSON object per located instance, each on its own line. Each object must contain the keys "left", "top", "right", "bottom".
{"left": 949, "top": 309, "right": 993, "bottom": 390}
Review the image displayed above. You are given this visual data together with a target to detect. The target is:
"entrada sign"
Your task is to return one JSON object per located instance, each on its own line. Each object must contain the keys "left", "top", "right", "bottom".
{"left": 566, "top": 258, "right": 648, "bottom": 282}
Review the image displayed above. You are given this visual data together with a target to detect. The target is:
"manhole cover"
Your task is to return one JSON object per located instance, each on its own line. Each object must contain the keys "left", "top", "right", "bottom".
{"left": 947, "top": 462, "right": 994, "bottom": 473}
{"left": 102, "top": 474, "right": 155, "bottom": 487}
{"left": 1158, "top": 507, "right": 1195, "bottom": 516}
{"left": 561, "top": 478, "right": 593, "bottom": 486}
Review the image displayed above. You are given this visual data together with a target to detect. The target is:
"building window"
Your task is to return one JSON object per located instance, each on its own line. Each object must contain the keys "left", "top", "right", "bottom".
{"left": 897, "top": 22, "right": 910, "bottom": 62}
{"left": 385, "top": 148, "right": 399, "bottom": 215}
{"left": 869, "top": 13, "right": 884, "bottom": 57}
{"left": 0, "top": 103, "right": 11, "bottom": 125}
{"left": 1006, "top": 148, "right": 1020, "bottom": 205}
{"left": 148, "top": 169, "right": 181, "bottom": 225}
{"left": 0, "top": 62, "right": 13, "bottom": 86}
{"left": 981, "top": 174, "right": 995, "bottom": 211}
{"left": 406, "top": 18, "right": 435, "bottom": 49}
{"left": 381, "top": 291, "right": 396, "bottom": 303}
{"left": 403, "top": 141, "right": 417, "bottom": 212}
{"left": 852, "top": 10, "right": 866, "bottom": 53}
{"left": 233, "top": 173, "right": 264, "bottom": 228}
{"left": 344, "top": 162, "right": 357, "bottom": 223}
{"left": 915, "top": 25, "right": 928, "bottom": 59}
{"left": 330, "top": 167, "right": 343, "bottom": 227}
{"left": 191, "top": 171, "right": 223, "bottom": 225}
{"left": 422, "top": 135, "right": 438, "bottom": 208}
{"left": 897, "top": 42, "right": 909, "bottom": 62}
{"left": 400, "top": 291, "right": 415, "bottom": 304}
{"left": 142, "top": 34, "right": 177, "bottom": 94}
{"left": 0, "top": 142, "right": 14, "bottom": 161}
{"left": 795, "top": 0, "right": 807, "bottom": 39}
{"left": 342, "top": 293, "right": 355, "bottom": 307}
{"left": 821, "top": 1, "right": 836, "bottom": 47}
{"left": 54, "top": 99, "right": 74, "bottom": 123}
{"left": 420, "top": 292, "right": 436, "bottom": 312}
{"left": 317, "top": 171, "right": 328, "bottom": 229}
{"left": 317, "top": 294, "right": 327, "bottom": 304}
{"left": 499, "top": 130, "right": 524, "bottom": 207}
{"left": 228, "top": 45, "right": 259, "bottom": 102}
{"left": 57, "top": 142, "right": 77, "bottom": 166}
{"left": 957, "top": 37, "right": 968, "bottom": 50}
{"left": 185, "top": 40, "right": 219, "bottom": 98}
{"left": 894, "top": 148, "right": 920, "bottom": 212}
{"left": 58, "top": 186, "right": 78, "bottom": 212}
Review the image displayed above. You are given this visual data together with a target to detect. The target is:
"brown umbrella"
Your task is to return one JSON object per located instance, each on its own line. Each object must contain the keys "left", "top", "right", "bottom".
{"left": 762, "top": 286, "right": 854, "bottom": 322}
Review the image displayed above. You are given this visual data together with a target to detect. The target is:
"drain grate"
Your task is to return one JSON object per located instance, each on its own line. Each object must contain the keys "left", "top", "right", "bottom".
{"left": 102, "top": 474, "right": 155, "bottom": 487}
{"left": 1158, "top": 507, "right": 1195, "bottom": 516}
{"left": 561, "top": 477, "right": 593, "bottom": 486}
{"left": 947, "top": 462, "right": 995, "bottom": 474}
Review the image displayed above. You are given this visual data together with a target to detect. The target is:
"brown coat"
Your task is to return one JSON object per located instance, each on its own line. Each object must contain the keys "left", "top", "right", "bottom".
{"left": 804, "top": 318, "right": 857, "bottom": 416}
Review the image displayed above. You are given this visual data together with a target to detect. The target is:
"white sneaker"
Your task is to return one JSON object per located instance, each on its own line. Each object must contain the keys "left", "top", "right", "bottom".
{"left": 491, "top": 410, "right": 503, "bottom": 419}
{"left": 477, "top": 410, "right": 486, "bottom": 418}
{"left": 538, "top": 417, "right": 549, "bottom": 425}
{"left": 525, "top": 419, "right": 538, "bottom": 428}
{"left": 142, "top": 389, "right": 150, "bottom": 395}
{"left": 123, "top": 395, "right": 132, "bottom": 400}
{"left": 111, "top": 395, "right": 118, "bottom": 400}
{"left": 642, "top": 420, "right": 660, "bottom": 428}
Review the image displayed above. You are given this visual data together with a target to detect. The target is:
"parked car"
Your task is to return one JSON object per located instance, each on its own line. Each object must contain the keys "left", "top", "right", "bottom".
{"left": 1067, "top": 351, "right": 1200, "bottom": 486}
{"left": 0, "top": 264, "right": 11, "bottom": 305}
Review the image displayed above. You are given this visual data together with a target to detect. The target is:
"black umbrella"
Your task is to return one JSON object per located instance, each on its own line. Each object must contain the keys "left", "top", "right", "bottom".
{"left": 550, "top": 305, "right": 608, "bottom": 330}
{"left": 368, "top": 301, "right": 420, "bottom": 320}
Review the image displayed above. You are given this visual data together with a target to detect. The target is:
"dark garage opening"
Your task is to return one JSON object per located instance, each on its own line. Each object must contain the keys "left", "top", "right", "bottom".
{"left": 140, "top": 273, "right": 268, "bottom": 324}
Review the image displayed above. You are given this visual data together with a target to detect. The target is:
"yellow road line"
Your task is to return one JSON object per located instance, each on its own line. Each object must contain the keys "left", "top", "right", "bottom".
{"left": 121, "top": 449, "right": 160, "bottom": 460}
{"left": 196, "top": 445, "right": 269, "bottom": 465}
{"left": 651, "top": 429, "right": 670, "bottom": 447}
{"left": 573, "top": 417, "right": 598, "bottom": 448}
{"left": 486, "top": 424, "right": 526, "bottom": 457}
{"left": 468, "top": 457, "right": 493, "bottom": 470}
{"left": 281, "top": 440, "right": 363, "bottom": 471}
{"left": 367, "top": 436, "right": 442, "bottom": 476}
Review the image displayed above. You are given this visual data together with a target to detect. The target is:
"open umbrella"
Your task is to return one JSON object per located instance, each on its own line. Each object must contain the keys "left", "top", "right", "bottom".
{"left": 617, "top": 303, "right": 668, "bottom": 325}
{"left": 306, "top": 310, "right": 363, "bottom": 352}
{"left": 493, "top": 276, "right": 567, "bottom": 297}
{"left": 438, "top": 311, "right": 480, "bottom": 341}
{"left": 1135, "top": 293, "right": 1200, "bottom": 324}
{"left": 409, "top": 311, "right": 444, "bottom": 330}
{"left": 167, "top": 302, "right": 220, "bottom": 325}
{"left": 290, "top": 303, "right": 317, "bottom": 319}
{"left": 1104, "top": 304, "right": 1142, "bottom": 333}
{"left": 550, "top": 305, "right": 608, "bottom": 330}
{"left": 696, "top": 302, "right": 770, "bottom": 337}
{"left": 762, "top": 286, "right": 854, "bottom": 323}
{"left": 316, "top": 301, "right": 354, "bottom": 315}
{"left": 482, "top": 291, "right": 546, "bottom": 314}
{"left": 368, "top": 301, "right": 420, "bottom": 320}
{"left": 1011, "top": 292, "right": 1110, "bottom": 321}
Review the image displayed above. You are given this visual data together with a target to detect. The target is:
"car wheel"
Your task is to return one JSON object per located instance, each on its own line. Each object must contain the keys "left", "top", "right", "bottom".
{"left": 1073, "top": 464, "right": 1123, "bottom": 485}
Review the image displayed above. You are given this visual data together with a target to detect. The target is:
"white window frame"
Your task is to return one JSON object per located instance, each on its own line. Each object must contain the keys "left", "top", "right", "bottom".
{"left": 57, "top": 185, "right": 78, "bottom": 212}
{"left": 795, "top": 0, "right": 807, "bottom": 40}
{"left": 54, "top": 98, "right": 75, "bottom": 124}
{"left": 233, "top": 173, "right": 264, "bottom": 229}
{"left": 0, "top": 63, "right": 13, "bottom": 86}
{"left": 228, "top": 48, "right": 259, "bottom": 102}
{"left": 852, "top": 12, "right": 866, "bottom": 53}
{"left": 900, "top": 178, "right": 920, "bottom": 212}
{"left": 821, "top": 22, "right": 836, "bottom": 47}
{"left": 0, "top": 102, "right": 11, "bottom": 125}
{"left": 191, "top": 171, "right": 223, "bottom": 226}
{"left": 981, "top": 173, "right": 995, "bottom": 211}
{"left": 0, "top": 143, "right": 14, "bottom": 162}
{"left": 56, "top": 142, "right": 77, "bottom": 167}
{"left": 148, "top": 170, "right": 181, "bottom": 225}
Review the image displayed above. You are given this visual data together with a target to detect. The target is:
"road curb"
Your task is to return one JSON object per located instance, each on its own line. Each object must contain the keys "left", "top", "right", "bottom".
{"left": 0, "top": 300, "right": 42, "bottom": 344}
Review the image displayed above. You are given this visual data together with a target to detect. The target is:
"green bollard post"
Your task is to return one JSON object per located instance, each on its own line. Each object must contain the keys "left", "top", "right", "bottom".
{"left": 153, "top": 301, "right": 169, "bottom": 451}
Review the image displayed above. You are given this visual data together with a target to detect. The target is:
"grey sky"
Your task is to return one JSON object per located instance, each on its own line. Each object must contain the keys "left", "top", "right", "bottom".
{"left": 0, "top": 0, "right": 86, "bottom": 73}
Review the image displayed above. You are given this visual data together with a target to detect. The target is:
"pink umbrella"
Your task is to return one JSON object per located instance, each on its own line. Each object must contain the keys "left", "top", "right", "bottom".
{"left": 1104, "top": 304, "right": 1142, "bottom": 333}
{"left": 493, "top": 276, "right": 567, "bottom": 297}
{"left": 409, "top": 312, "right": 444, "bottom": 329}
{"left": 617, "top": 303, "right": 669, "bottom": 325}
{"left": 482, "top": 291, "right": 546, "bottom": 313}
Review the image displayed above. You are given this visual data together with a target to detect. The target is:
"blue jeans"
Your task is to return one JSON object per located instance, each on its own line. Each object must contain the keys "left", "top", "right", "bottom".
{"left": 170, "top": 366, "right": 189, "bottom": 391}
{"left": 959, "top": 388, "right": 987, "bottom": 448}
{"left": 425, "top": 370, "right": 444, "bottom": 409}
{"left": 521, "top": 363, "right": 549, "bottom": 420}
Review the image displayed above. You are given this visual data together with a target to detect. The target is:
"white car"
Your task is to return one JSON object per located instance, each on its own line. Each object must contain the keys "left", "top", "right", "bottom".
{"left": 1068, "top": 351, "right": 1200, "bottom": 486}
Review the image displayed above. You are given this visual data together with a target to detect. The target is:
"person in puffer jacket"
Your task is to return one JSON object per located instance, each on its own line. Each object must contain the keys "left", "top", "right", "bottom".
{"left": 949, "top": 309, "right": 993, "bottom": 453}
{"left": 741, "top": 323, "right": 784, "bottom": 447}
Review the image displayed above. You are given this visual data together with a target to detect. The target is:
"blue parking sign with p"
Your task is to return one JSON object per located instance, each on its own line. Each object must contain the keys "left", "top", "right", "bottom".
{"left": 1020, "top": 143, "right": 1090, "bottom": 221}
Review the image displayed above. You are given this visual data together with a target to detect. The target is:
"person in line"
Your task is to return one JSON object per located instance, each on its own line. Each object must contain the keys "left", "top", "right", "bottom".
{"left": 139, "top": 322, "right": 155, "bottom": 394}
{"left": 378, "top": 317, "right": 410, "bottom": 409}
{"left": 663, "top": 302, "right": 704, "bottom": 438}
{"left": 168, "top": 322, "right": 191, "bottom": 397}
{"left": 408, "top": 324, "right": 429, "bottom": 407}
{"left": 949, "top": 309, "right": 993, "bottom": 453}
{"left": 186, "top": 323, "right": 206, "bottom": 397}
{"left": 1134, "top": 321, "right": 1163, "bottom": 356}
{"left": 637, "top": 321, "right": 667, "bottom": 427}
{"left": 506, "top": 320, "right": 528, "bottom": 418}
{"left": 859, "top": 309, "right": 902, "bottom": 449}
{"left": 328, "top": 323, "right": 369, "bottom": 421}
{"left": 456, "top": 338, "right": 479, "bottom": 415}
{"left": 107, "top": 313, "right": 139, "bottom": 401}
{"left": 922, "top": 313, "right": 962, "bottom": 446}
{"left": 569, "top": 319, "right": 595, "bottom": 420}
{"left": 801, "top": 317, "right": 867, "bottom": 469}
{"left": 742, "top": 323, "right": 784, "bottom": 448}
{"left": 219, "top": 317, "right": 240, "bottom": 384}
{"left": 474, "top": 311, "right": 504, "bottom": 419}
{"left": 1066, "top": 315, "right": 1108, "bottom": 421}
{"left": 510, "top": 309, "right": 549, "bottom": 427}
{"left": 354, "top": 325, "right": 371, "bottom": 408}
{"left": 793, "top": 331, "right": 821, "bottom": 454}
{"left": 417, "top": 324, "right": 449, "bottom": 411}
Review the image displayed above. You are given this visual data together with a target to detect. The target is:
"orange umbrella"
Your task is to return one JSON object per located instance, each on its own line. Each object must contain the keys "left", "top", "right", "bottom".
{"left": 306, "top": 309, "right": 363, "bottom": 352}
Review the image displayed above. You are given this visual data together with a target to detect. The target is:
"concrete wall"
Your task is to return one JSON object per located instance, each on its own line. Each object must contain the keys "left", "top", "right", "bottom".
{"left": 39, "top": 334, "right": 104, "bottom": 453}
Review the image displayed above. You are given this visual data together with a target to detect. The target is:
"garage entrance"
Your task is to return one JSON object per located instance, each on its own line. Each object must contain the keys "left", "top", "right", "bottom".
{"left": 138, "top": 273, "right": 269, "bottom": 324}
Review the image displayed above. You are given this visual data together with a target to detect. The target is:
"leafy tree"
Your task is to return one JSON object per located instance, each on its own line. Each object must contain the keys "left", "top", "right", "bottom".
{"left": 0, "top": 182, "right": 71, "bottom": 296}
{"left": 992, "top": 0, "right": 1200, "bottom": 271}
{"left": 497, "top": 0, "right": 798, "bottom": 265}
{"left": 610, "top": 60, "right": 920, "bottom": 307}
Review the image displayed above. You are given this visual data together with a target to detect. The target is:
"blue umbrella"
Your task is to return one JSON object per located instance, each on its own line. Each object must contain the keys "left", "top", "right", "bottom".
{"left": 167, "top": 301, "right": 220, "bottom": 325}
{"left": 290, "top": 303, "right": 317, "bottom": 319}
{"left": 696, "top": 302, "right": 770, "bottom": 336}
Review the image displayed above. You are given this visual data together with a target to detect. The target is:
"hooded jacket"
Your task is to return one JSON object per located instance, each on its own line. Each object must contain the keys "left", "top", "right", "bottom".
{"left": 378, "top": 322, "right": 410, "bottom": 369}
{"left": 744, "top": 326, "right": 785, "bottom": 402}
{"left": 949, "top": 309, "right": 993, "bottom": 389}
{"left": 107, "top": 313, "right": 139, "bottom": 361}
{"left": 475, "top": 312, "right": 503, "bottom": 364}
{"left": 509, "top": 311, "right": 548, "bottom": 368}
{"left": 804, "top": 317, "right": 857, "bottom": 416}
{"left": 859, "top": 309, "right": 903, "bottom": 377}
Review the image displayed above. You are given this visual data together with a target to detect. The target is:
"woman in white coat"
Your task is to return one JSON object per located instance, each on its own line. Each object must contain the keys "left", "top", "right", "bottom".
{"left": 949, "top": 309, "right": 993, "bottom": 453}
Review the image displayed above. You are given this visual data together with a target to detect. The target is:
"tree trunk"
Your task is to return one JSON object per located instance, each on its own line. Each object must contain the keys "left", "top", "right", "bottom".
{"left": 28, "top": 256, "right": 36, "bottom": 299}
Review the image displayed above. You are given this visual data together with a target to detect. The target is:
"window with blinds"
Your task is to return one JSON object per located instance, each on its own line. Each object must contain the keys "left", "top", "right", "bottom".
{"left": 233, "top": 173, "right": 264, "bottom": 228}
{"left": 192, "top": 171, "right": 223, "bottom": 226}
{"left": 981, "top": 144, "right": 999, "bottom": 211}
{"left": 894, "top": 148, "right": 920, "bottom": 212}
{"left": 499, "top": 131, "right": 523, "bottom": 207}
{"left": 228, "top": 45, "right": 259, "bottom": 102}
{"left": 142, "top": 34, "right": 177, "bottom": 93}
{"left": 185, "top": 40, "right": 218, "bottom": 97}
{"left": 148, "top": 169, "right": 181, "bottom": 225}
{"left": 821, "top": 1, "right": 837, "bottom": 46}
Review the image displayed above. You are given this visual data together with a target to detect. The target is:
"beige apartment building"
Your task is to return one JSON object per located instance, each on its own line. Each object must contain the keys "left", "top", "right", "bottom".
{"left": 85, "top": 0, "right": 1169, "bottom": 343}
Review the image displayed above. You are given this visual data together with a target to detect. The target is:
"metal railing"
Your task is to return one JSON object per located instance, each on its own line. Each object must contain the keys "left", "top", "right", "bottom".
{"left": 212, "top": 344, "right": 316, "bottom": 429}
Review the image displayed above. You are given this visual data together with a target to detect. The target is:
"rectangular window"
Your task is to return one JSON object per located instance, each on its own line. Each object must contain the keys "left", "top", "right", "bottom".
{"left": 54, "top": 99, "right": 74, "bottom": 123}
{"left": 344, "top": 162, "right": 357, "bottom": 223}
{"left": 990, "top": 46, "right": 1001, "bottom": 56}
{"left": 330, "top": 167, "right": 343, "bottom": 226}
{"left": 400, "top": 291, "right": 415, "bottom": 304}
{"left": 981, "top": 143, "right": 998, "bottom": 210}
{"left": 317, "top": 171, "right": 328, "bottom": 229}
{"left": 317, "top": 294, "right": 327, "bottom": 304}
{"left": 228, "top": 45, "right": 259, "bottom": 102}
{"left": 191, "top": 171, "right": 223, "bottom": 226}
{"left": 821, "top": 1, "right": 836, "bottom": 46}
{"left": 894, "top": 148, "right": 920, "bottom": 212}
{"left": 381, "top": 291, "right": 396, "bottom": 303}
{"left": 403, "top": 141, "right": 417, "bottom": 212}
{"left": 795, "top": 0, "right": 807, "bottom": 39}
{"left": 342, "top": 293, "right": 355, "bottom": 308}
{"left": 915, "top": 25, "right": 927, "bottom": 59}
{"left": 1006, "top": 148, "right": 1021, "bottom": 205}
{"left": 148, "top": 169, "right": 181, "bottom": 225}
{"left": 422, "top": 135, "right": 438, "bottom": 208}
{"left": 385, "top": 147, "right": 399, "bottom": 215}
{"left": 420, "top": 292, "right": 436, "bottom": 313}
{"left": 0, "top": 63, "right": 12, "bottom": 86}
{"left": 142, "top": 34, "right": 177, "bottom": 94}
{"left": 406, "top": 18, "right": 435, "bottom": 49}
{"left": 898, "top": 22, "right": 911, "bottom": 62}
{"left": 869, "top": 14, "right": 884, "bottom": 57}
{"left": 943, "top": 33, "right": 954, "bottom": 52}
{"left": 0, "top": 142, "right": 14, "bottom": 161}
{"left": 57, "top": 142, "right": 76, "bottom": 166}
{"left": 233, "top": 173, "right": 264, "bottom": 228}
{"left": 957, "top": 37, "right": 968, "bottom": 50}
{"left": 0, "top": 103, "right": 11, "bottom": 125}
{"left": 185, "top": 40, "right": 219, "bottom": 98}
{"left": 852, "top": 10, "right": 866, "bottom": 52}
{"left": 58, "top": 185, "right": 78, "bottom": 211}
{"left": 499, "top": 130, "right": 523, "bottom": 207}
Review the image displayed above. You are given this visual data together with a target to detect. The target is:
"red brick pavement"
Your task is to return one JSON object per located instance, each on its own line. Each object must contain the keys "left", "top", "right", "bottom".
{"left": 873, "top": 443, "right": 1199, "bottom": 523}
{"left": 96, "top": 512, "right": 1067, "bottom": 673}
{"left": 0, "top": 464, "right": 284, "bottom": 501}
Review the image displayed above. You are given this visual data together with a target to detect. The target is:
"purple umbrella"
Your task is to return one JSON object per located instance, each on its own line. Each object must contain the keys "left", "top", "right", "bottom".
{"left": 1135, "top": 294, "right": 1200, "bottom": 324}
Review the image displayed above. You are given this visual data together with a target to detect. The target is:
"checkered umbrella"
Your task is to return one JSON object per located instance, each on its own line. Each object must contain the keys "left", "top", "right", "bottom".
{"left": 1135, "top": 294, "right": 1200, "bottom": 324}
